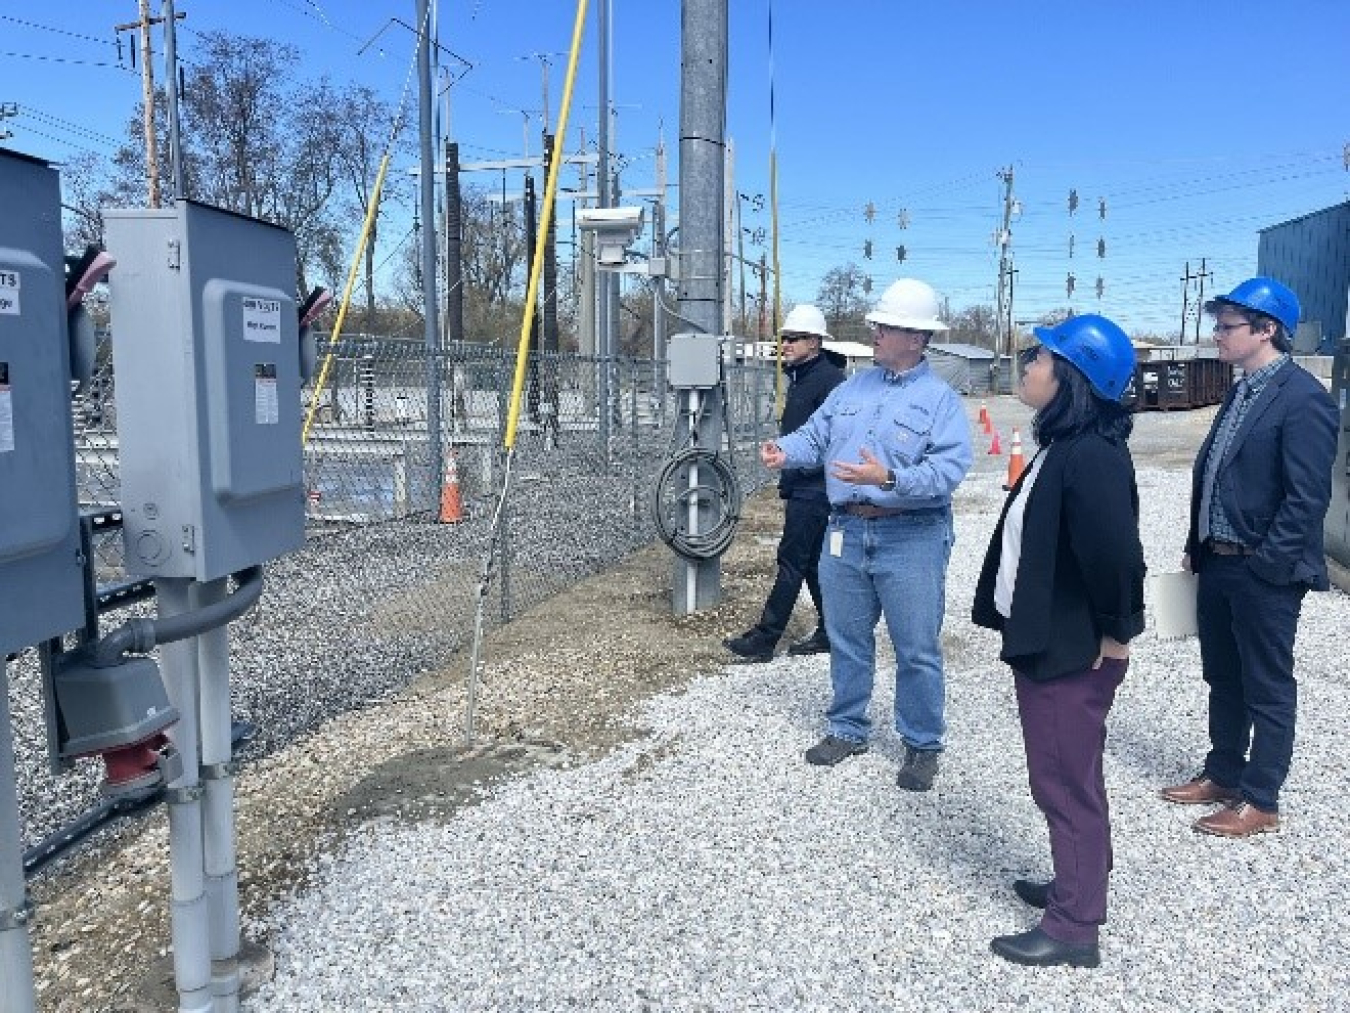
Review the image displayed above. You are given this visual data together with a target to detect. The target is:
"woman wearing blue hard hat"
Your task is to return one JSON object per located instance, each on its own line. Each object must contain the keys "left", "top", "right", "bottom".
{"left": 972, "top": 313, "right": 1146, "bottom": 968}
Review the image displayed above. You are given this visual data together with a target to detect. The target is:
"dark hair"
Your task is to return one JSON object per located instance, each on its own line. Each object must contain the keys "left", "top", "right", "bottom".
{"left": 1203, "top": 299, "right": 1291, "bottom": 353}
{"left": 1032, "top": 354, "right": 1134, "bottom": 445}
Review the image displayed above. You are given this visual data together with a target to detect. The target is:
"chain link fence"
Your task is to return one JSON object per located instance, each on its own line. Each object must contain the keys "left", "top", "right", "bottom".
{"left": 72, "top": 330, "right": 779, "bottom": 650}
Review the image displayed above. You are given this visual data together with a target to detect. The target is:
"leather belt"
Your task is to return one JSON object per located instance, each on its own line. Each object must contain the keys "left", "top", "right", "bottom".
{"left": 1205, "top": 539, "right": 1254, "bottom": 557}
{"left": 834, "top": 503, "right": 946, "bottom": 519}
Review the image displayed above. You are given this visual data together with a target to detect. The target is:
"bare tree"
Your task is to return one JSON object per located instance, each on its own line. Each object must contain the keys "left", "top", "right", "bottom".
{"left": 816, "top": 263, "right": 871, "bottom": 337}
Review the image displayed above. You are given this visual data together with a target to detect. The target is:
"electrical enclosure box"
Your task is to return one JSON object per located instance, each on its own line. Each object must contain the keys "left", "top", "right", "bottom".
{"left": 0, "top": 150, "right": 85, "bottom": 658}
{"left": 667, "top": 332, "right": 723, "bottom": 388}
{"left": 105, "top": 201, "right": 303, "bottom": 581}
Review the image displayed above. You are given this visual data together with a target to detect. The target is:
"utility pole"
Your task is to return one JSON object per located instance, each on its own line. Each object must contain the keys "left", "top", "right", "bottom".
{"left": 1194, "top": 257, "right": 1212, "bottom": 344}
{"left": 994, "top": 165, "right": 1016, "bottom": 383}
{"left": 161, "top": 0, "right": 186, "bottom": 200}
{"left": 116, "top": 1, "right": 162, "bottom": 207}
{"left": 416, "top": 0, "right": 443, "bottom": 504}
{"left": 597, "top": 0, "right": 613, "bottom": 457}
{"left": 672, "top": 0, "right": 728, "bottom": 613}
{"left": 1180, "top": 259, "right": 1212, "bottom": 344}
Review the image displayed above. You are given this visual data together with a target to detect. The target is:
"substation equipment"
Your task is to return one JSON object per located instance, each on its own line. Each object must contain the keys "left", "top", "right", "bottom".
{"left": 1, "top": 146, "right": 317, "bottom": 1013}
{"left": 575, "top": 207, "right": 743, "bottom": 613}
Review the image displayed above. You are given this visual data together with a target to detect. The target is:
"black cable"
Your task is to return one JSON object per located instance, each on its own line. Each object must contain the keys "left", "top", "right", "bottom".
{"left": 651, "top": 446, "right": 742, "bottom": 561}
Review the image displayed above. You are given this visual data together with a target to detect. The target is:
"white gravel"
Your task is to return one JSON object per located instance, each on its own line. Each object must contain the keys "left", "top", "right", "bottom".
{"left": 245, "top": 464, "right": 1350, "bottom": 1012}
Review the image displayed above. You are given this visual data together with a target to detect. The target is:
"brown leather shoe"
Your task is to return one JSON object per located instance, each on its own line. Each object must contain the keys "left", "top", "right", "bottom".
{"left": 1160, "top": 774, "right": 1240, "bottom": 806}
{"left": 1193, "top": 802, "right": 1279, "bottom": 838}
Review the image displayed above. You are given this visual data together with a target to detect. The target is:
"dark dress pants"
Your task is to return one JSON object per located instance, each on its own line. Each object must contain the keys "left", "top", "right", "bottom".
{"left": 1014, "top": 658, "right": 1127, "bottom": 946}
{"left": 1196, "top": 553, "right": 1306, "bottom": 813}
{"left": 756, "top": 496, "right": 830, "bottom": 640}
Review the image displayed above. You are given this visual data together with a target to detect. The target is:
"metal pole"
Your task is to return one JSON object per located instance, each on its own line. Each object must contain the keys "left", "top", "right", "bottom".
{"left": 162, "top": 0, "right": 186, "bottom": 200}
{"left": 596, "top": 0, "right": 612, "bottom": 459}
{"left": 193, "top": 578, "right": 241, "bottom": 1013}
{"left": 1, "top": 660, "right": 38, "bottom": 1013}
{"left": 418, "top": 0, "right": 443, "bottom": 512}
{"left": 158, "top": 578, "right": 213, "bottom": 1013}
{"left": 672, "top": 0, "right": 728, "bottom": 613}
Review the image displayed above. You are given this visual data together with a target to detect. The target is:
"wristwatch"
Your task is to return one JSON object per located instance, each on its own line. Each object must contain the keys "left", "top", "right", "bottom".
{"left": 879, "top": 469, "right": 896, "bottom": 492}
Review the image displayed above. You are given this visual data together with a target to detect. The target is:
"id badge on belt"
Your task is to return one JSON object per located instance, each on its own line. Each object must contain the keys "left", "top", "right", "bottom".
{"left": 828, "top": 526, "right": 844, "bottom": 557}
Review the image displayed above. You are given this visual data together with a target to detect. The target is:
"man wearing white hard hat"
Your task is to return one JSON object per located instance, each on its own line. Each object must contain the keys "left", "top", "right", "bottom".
{"left": 724, "top": 304, "right": 846, "bottom": 662}
{"left": 763, "top": 278, "right": 973, "bottom": 791}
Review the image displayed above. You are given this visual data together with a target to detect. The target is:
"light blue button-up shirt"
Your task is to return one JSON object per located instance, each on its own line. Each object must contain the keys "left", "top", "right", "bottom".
{"left": 774, "top": 359, "right": 973, "bottom": 510}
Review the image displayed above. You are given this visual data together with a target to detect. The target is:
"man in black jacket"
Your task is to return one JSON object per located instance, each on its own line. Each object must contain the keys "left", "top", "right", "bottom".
{"left": 1162, "top": 278, "right": 1338, "bottom": 837}
{"left": 724, "top": 305, "right": 846, "bottom": 662}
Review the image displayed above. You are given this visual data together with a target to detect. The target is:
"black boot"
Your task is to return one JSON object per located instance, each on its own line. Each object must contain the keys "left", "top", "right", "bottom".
{"left": 722, "top": 628, "right": 776, "bottom": 663}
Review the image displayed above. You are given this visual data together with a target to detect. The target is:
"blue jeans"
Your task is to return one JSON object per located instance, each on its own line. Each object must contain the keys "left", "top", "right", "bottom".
{"left": 817, "top": 510, "right": 953, "bottom": 749}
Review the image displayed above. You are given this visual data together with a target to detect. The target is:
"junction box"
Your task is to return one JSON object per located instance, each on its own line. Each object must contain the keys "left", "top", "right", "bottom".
{"left": 104, "top": 202, "right": 304, "bottom": 580}
{"left": 0, "top": 150, "right": 85, "bottom": 657}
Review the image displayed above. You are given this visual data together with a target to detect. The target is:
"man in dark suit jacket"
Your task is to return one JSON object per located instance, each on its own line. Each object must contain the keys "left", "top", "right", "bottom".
{"left": 1162, "top": 278, "right": 1339, "bottom": 837}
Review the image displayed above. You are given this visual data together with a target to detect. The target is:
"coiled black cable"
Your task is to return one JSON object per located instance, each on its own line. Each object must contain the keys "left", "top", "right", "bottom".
{"left": 651, "top": 446, "right": 743, "bottom": 560}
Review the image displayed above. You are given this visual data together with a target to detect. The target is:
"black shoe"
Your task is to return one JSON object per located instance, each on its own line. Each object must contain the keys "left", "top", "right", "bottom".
{"left": 786, "top": 628, "right": 831, "bottom": 656}
{"left": 895, "top": 745, "right": 940, "bottom": 792}
{"left": 722, "top": 629, "right": 775, "bottom": 663}
{"left": 1013, "top": 879, "right": 1051, "bottom": 909}
{"left": 804, "top": 735, "right": 868, "bottom": 766}
{"left": 990, "top": 927, "right": 1099, "bottom": 968}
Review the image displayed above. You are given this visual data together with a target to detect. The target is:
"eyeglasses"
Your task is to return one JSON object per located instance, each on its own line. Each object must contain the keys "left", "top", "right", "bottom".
{"left": 1017, "top": 345, "right": 1043, "bottom": 366}
{"left": 779, "top": 333, "right": 811, "bottom": 344}
{"left": 868, "top": 322, "right": 924, "bottom": 337}
{"left": 1212, "top": 322, "right": 1251, "bottom": 335}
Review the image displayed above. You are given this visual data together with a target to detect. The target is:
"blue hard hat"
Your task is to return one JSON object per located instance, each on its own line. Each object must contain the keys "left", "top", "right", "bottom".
{"left": 1032, "top": 313, "right": 1136, "bottom": 402}
{"left": 1211, "top": 276, "right": 1300, "bottom": 334}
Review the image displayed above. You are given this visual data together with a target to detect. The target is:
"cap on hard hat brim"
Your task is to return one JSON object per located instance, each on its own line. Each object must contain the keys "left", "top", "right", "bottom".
{"left": 863, "top": 309, "right": 949, "bottom": 333}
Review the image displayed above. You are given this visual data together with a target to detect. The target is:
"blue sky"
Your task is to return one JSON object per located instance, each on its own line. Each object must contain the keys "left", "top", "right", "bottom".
{"left": 3, "top": 0, "right": 1347, "bottom": 336}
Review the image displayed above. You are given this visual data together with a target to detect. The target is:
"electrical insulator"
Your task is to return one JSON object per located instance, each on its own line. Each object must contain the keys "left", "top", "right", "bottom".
{"left": 896, "top": 245, "right": 907, "bottom": 263}
{"left": 1095, "top": 276, "right": 1105, "bottom": 299}
{"left": 863, "top": 239, "right": 873, "bottom": 260}
{"left": 1068, "top": 234, "right": 1075, "bottom": 258}
{"left": 1068, "top": 189, "right": 1079, "bottom": 215}
{"left": 1098, "top": 197, "right": 1107, "bottom": 220}
{"left": 864, "top": 201, "right": 876, "bottom": 223}
{"left": 897, "top": 209, "right": 910, "bottom": 229}
{"left": 1066, "top": 272, "right": 1076, "bottom": 297}
{"left": 1097, "top": 237, "right": 1106, "bottom": 258}
{"left": 862, "top": 275, "right": 873, "bottom": 294}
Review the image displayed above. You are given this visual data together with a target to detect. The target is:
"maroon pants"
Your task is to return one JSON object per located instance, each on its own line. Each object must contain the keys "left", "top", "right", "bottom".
{"left": 1014, "top": 658, "right": 1127, "bottom": 945}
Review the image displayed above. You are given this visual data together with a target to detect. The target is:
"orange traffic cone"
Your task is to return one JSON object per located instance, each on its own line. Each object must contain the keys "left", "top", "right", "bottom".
{"left": 988, "top": 429, "right": 1002, "bottom": 455}
{"left": 1003, "top": 428, "right": 1027, "bottom": 490}
{"left": 438, "top": 452, "right": 464, "bottom": 523}
{"left": 977, "top": 400, "right": 989, "bottom": 426}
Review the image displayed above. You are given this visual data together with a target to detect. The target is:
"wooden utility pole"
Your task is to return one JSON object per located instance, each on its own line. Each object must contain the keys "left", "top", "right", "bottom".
{"left": 994, "top": 165, "right": 1016, "bottom": 371}
{"left": 116, "top": 1, "right": 162, "bottom": 207}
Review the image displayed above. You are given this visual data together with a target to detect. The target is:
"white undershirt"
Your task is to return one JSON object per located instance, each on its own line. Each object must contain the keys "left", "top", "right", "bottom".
{"left": 994, "top": 449, "right": 1047, "bottom": 619}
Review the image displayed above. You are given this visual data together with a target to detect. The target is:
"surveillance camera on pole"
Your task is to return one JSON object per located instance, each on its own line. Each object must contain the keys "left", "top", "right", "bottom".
{"left": 576, "top": 205, "right": 645, "bottom": 266}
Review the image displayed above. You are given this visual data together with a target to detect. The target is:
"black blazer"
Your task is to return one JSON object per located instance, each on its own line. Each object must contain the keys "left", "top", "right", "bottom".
{"left": 1184, "top": 359, "right": 1339, "bottom": 591}
{"left": 973, "top": 432, "right": 1146, "bottom": 682}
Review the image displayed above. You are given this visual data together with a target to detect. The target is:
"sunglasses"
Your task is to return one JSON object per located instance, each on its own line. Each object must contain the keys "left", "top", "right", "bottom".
{"left": 779, "top": 333, "right": 815, "bottom": 344}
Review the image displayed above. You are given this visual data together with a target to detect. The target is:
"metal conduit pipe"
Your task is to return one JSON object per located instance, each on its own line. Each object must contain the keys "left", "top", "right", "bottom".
{"left": 91, "top": 567, "right": 264, "bottom": 668}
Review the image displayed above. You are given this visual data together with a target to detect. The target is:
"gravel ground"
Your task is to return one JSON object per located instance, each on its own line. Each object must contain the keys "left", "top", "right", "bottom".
{"left": 13, "top": 398, "right": 1350, "bottom": 1011}
{"left": 242, "top": 413, "right": 1349, "bottom": 1012}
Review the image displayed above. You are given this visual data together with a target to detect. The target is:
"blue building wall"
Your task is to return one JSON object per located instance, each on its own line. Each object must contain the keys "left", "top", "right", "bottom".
{"left": 1257, "top": 201, "right": 1350, "bottom": 352}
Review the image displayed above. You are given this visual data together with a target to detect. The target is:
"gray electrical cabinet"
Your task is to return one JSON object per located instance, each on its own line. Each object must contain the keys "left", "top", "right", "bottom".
{"left": 0, "top": 151, "right": 85, "bottom": 658}
{"left": 105, "top": 201, "right": 303, "bottom": 581}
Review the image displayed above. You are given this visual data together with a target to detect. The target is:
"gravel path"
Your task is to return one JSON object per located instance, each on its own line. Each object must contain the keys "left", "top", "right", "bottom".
{"left": 244, "top": 462, "right": 1350, "bottom": 1012}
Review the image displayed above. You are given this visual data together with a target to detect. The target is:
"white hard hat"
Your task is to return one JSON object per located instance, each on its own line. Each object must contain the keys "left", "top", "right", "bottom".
{"left": 865, "top": 278, "right": 948, "bottom": 332}
{"left": 781, "top": 303, "right": 830, "bottom": 339}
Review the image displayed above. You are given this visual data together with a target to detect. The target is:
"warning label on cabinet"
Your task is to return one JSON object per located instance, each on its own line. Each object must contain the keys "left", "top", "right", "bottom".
{"left": 0, "top": 362, "right": 14, "bottom": 452}
{"left": 242, "top": 296, "right": 282, "bottom": 343}
{"left": 254, "top": 363, "right": 279, "bottom": 425}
